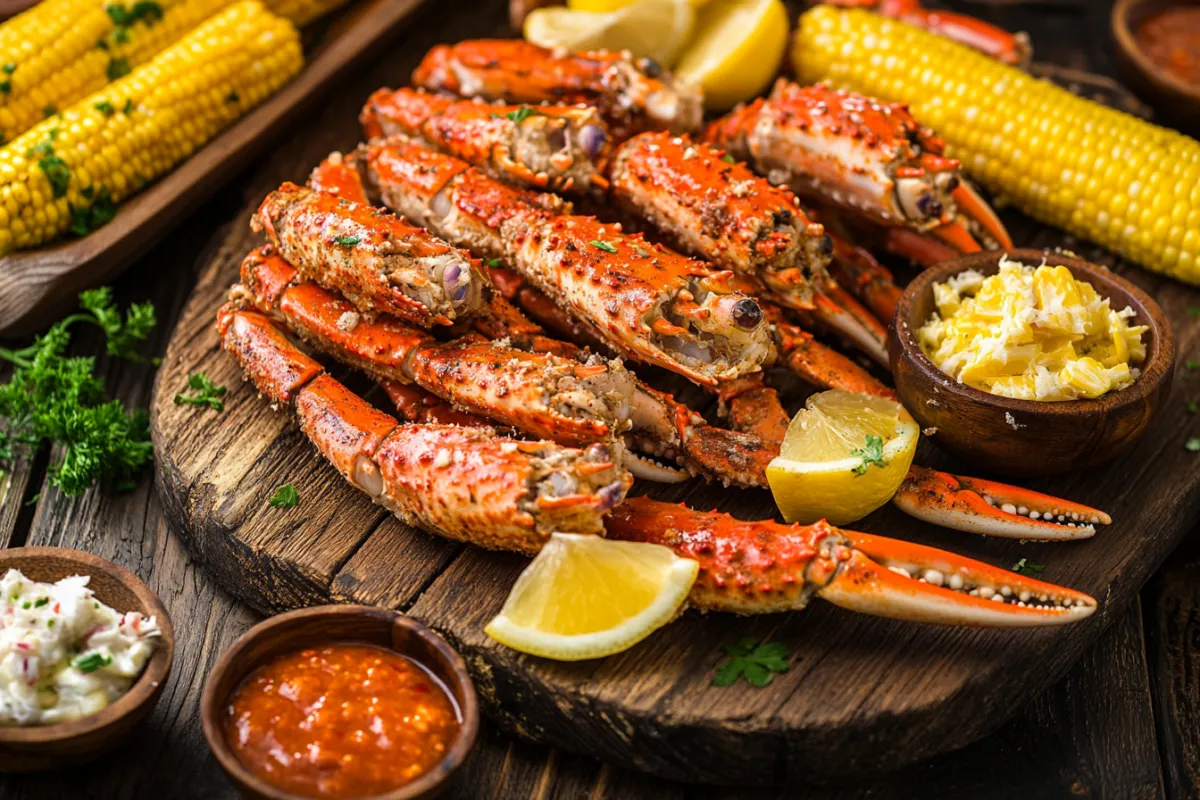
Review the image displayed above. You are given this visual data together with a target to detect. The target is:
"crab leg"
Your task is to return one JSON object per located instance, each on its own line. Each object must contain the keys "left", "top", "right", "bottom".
{"left": 360, "top": 137, "right": 774, "bottom": 387}
{"left": 893, "top": 467, "right": 1111, "bottom": 541}
{"left": 606, "top": 498, "right": 1096, "bottom": 625}
{"left": 234, "top": 245, "right": 636, "bottom": 450}
{"left": 218, "top": 304, "right": 631, "bottom": 552}
{"left": 820, "top": 0, "right": 1032, "bottom": 67}
{"left": 411, "top": 39, "right": 704, "bottom": 138}
{"left": 705, "top": 81, "right": 1013, "bottom": 257}
{"left": 362, "top": 88, "right": 612, "bottom": 194}
{"left": 252, "top": 183, "right": 487, "bottom": 327}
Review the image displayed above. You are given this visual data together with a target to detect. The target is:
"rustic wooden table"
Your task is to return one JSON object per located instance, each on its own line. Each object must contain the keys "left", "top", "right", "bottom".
{"left": 0, "top": 1, "right": 1195, "bottom": 797}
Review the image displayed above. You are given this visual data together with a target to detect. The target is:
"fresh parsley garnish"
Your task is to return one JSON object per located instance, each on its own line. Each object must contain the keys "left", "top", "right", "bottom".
{"left": 486, "top": 258, "right": 501, "bottom": 268}
{"left": 0, "top": 287, "right": 156, "bottom": 496}
{"left": 174, "top": 372, "right": 226, "bottom": 412}
{"left": 721, "top": 154, "right": 736, "bottom": 164}
{"left": 73, "top": 653, "right": 112, "bottom": 673}
{"left": 713, "top": 637, "right": 790, "bottom": 687}
{"left": 1187, "top": 360, "right": 1200, "bottom": 371}
{"left": 850, "top": 433, "right": 887, "bottom": 475}
{"left": 94, "top": 101, "right": 116, "bottom": 116}
{"left": 104, "top": 1, "right": 163, "bottom": 27}
{"left": 270, "top": 484, "right": 299, "bottom": 509}
{"left": 123, "top": 98, "right": 134, "bottom": 114}
{"left": 107, "top": 58, "right": 131, "bottom": 81}
{"left": 1187, "top": 437, "right": 1200, "bottom": 453}
{"left": 33, "top": 598, "right": 48, "bottom": 607}
{"left": 69, "top": 187, "right": 117, "bottom": 236}
{"left": 1011, "top": 558, "right": 1045, "bottom": 576}
{"left": 333, "top": 235, "right": 361, "bottom": 247}
{"left": 38, "top": 154, "right": 70, "bottom": 199}
{"left": 225, "top": 91, "right": 239, "bottom": 104}
{"left": 1188, "top": 401, "right": 1198, "bottom": 414}
{"left": 1, "top": 64, "right": 14, "bottom": 75}
{"left": 0, "top": 82, "right": 9, "bottom": 96}
{"left": 589, "top": 240, "right": 617, "bottom": 253}
{"left": 506, "top": 106, "right": 535, "bottom": 124}
{"left": 1189, "top": 306, "right": 1200, "bottom": 318}
{"left": 42, "top": 105, "right": 56, "bottom": 119}
{"left": 634, "top": 246, "right": 650, "bottom": 258}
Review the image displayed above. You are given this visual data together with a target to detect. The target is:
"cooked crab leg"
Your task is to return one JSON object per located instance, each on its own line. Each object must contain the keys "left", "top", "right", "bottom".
{"left": 361, "top": 87, "right": 612, "bottom": 194}
{"left": 893, "top": 467, "right": 1112, "bottom": 541}
{"left": 219, "top": 304, "right": 632, "bottom": 552}
{"left": 412, "top": 39, "right": 704, "bottom": 138}
{"left": 252, "top": 183, "right": 487, "bottom": 327}
{"left": 234, "top": 245, "right": 635, "bottom": 450}
{"left": 359, "top": 138, "right": 774, "bottom": 387}
{"left": 606, "top": 498, "right": 1096, "bottom": 625}
{"left": 820, "top": 0, "right": 1032, "bottom": 67}
{"left": 705, "top": 81, "right": 1013, "bottom": 259}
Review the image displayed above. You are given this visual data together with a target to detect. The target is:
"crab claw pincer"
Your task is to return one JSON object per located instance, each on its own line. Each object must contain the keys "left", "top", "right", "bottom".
{"left": 821, "top": 530, "right": 1097, "bottom": 626}
{"left": 892, "top": 466, "right": 1111, "bottom": 541}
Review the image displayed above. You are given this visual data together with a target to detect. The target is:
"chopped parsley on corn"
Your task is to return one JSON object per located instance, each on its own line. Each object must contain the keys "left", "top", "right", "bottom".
{"left": 918, "top": 257, "right": 1148, "bottom": 401}
{"left": 0, "top": 0, "right": 247, "bottom": 144}
{"left": 0, "top": 1, "right": 303, "bottom": 256}
{"left": 793, "top": 6, "right": 1200, "bottom": 286}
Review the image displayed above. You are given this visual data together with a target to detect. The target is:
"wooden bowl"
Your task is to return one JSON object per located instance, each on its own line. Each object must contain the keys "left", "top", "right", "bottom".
{"left": 201, "top": 605, "right": 479, "bottom": 800}
{"left": 0, "top": 547, "right": 174, "bottom": 772}
{"left": 1112, "top": 0, "right": 1200, "bottom": 135}
{"left": 889, "top": 249, "right": 1175, "bottom": 477}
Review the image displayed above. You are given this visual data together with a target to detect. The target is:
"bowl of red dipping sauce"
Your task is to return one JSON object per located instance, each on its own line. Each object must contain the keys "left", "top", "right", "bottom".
{"left": 1113, "top": 0, "right": 1200, "bottom": 134}
{"left": 201, "top": 606, "right": 478, "bottom": 800}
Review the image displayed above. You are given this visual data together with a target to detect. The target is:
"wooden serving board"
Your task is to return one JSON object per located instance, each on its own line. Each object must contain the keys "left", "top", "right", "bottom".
{"left": 0, "top": 0, "right": 426, "bottom": 337}
{"left": 148, "top": 1, "right": 1200, "bottom": 784}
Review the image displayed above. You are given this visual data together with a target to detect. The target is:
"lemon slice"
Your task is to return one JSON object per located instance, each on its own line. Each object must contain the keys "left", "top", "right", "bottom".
{"left": 673, "top": 0, "right": 789, "bottom": 110}
{"left": 485, "top": 533, "right": 698, "bottom": 660}
{"left": 767, "top": 390, "right": 919, "bottom": 526}
{"left": 525, "top": 0, "right": 696, "bottom": 67}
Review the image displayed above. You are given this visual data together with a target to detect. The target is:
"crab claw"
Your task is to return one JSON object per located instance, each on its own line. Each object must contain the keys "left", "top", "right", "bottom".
{"left": 892, "top": 466, "right": 1111, "bottom": 541}
{"left": 820, "top": 530, "right": 1097, "bottom": 626}
{"left": 951, "top": 182, "right": 1013, "bottom": 250}
{"left": 807, "top": 289, "right": 890, "bottom": 368}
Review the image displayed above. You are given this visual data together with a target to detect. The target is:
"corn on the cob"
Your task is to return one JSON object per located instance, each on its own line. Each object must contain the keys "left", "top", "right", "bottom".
{"left": 263, "top": 0, "right": 352, "bottom": 27}
{"left": 0, "top": 1, "right": 303, "bottom": 256}
{"left": 793, "top": 6, "right": 1200, "bottom": 286}
{"left": 0, "top": 0, "right": 245, "bottom": 145}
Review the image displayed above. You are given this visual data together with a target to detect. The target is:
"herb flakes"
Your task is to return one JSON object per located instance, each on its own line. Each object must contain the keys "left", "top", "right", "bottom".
{"left": 713, "top": 637, "right": 790, "bottom": 688}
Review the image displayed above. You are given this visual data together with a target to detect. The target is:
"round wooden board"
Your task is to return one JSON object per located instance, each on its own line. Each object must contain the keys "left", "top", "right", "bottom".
{"left": 147, "top": 4, "right": 1200, "bottom": 784}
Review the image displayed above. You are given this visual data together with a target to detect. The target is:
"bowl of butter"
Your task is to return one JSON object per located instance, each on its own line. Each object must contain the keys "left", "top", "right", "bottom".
{"left": 889, "top": 249, "right": 1175, "bottom": 477}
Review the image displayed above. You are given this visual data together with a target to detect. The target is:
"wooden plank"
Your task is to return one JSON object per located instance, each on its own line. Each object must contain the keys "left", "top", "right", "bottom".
{"left": 1145, "top": 537, "right": 1200, "bottom": 800}
{"left": 0, "top": 0, "right": 430, "bottom": 337}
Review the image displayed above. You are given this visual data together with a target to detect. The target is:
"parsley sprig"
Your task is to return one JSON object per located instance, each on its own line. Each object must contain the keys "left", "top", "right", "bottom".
{"left": 0, "top": 288, "right": 157, "bottom": 496}
{"left": 713, "top": 637, "right": 790, "bottom": 687}
{"left": 850, "top": 434, "right": 887, "bottom": 475}
{"left": 1011, "top": 558, "right": 1045, "bottom": 576}
{"left": 174, "top": 372, "right": 226, "bottom": 412}
{"left": 269, "top": 484, "right": 299, "bottom": 508}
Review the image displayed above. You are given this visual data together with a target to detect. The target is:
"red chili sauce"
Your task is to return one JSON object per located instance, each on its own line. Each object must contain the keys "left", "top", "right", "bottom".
{"left": 223, "top": 642, "right": 460, "bottom": 799}
{"left": 1137, "top": 7, "right": 1200, "bottom": 86}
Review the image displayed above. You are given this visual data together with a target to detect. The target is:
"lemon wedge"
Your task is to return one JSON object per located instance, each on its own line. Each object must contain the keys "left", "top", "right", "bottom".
{"left": 673, "top": 0, "right": 789, "bottom": 110}
{"left": 525, "top": 0, "right": 696, "bottom": 67}
{"left": 569, "top": 0, "right": 710, "bottom": 10}
{"left": 767, "top": 390, "right": 919, "bottom": 526}
{"left": 485, "top": 533, "right": 698, "bottom": 660}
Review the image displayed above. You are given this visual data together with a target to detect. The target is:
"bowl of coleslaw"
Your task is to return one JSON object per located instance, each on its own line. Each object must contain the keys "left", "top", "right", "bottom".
{"left": 0, "top": 547, "right": 174, "bottom": 772}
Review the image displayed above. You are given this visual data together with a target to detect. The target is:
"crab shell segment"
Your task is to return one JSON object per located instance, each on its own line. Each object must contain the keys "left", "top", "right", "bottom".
{"left": 892, "top": 466, "right": 1111, "bottom": 541}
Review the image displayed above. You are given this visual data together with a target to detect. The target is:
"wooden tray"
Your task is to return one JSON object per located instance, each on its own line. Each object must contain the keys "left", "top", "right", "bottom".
{"left": 147, "top": 4, "right": 1200, "bottom": 784}
{"left": 0, "top": 0, "right": 426, "bottom": 337}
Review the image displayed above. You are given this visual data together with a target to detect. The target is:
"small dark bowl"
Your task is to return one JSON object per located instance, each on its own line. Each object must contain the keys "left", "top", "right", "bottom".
{"left": 889, "top": 249, "right": 1175, "bottom": 477}
{"left": 1112, "top": 0, "right": 1200, "bottom": 135}
{"left": 201, "top": 605, "right": 479, "bottom": 800}
{"left": 0, "top": 547, "right": 175, "bottom": 772}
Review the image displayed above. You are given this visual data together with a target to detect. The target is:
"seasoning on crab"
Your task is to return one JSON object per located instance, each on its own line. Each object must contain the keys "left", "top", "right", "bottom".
{"left": 224, "top": 642, "right": 460, "bottom": 799}
{"left": 918, "top": 257, "right": 1148, "bottom": 401}
{"left": 0, "top": 568, "right": 160, "bottom": 726}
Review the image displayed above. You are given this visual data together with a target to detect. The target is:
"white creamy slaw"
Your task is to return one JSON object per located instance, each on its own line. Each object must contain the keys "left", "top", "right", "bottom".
{"left": 0, "top": 568, "right": 160, "bottom": 725}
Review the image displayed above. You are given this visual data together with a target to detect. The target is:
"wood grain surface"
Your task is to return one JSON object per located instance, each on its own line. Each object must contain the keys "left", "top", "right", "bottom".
{"left": 0, "top": 0, "right": 425, "bottom": 338}
{"left": 0, "top": 2, "right": 1196, "bottom": 798}
{"left": 142, "top": 0, "right": 1200, "bottom": 785}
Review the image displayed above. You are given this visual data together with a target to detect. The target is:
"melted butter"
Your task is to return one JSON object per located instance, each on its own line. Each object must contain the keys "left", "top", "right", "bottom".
{"left": 919, "top": 257, "right": 1148, "bottom": 401}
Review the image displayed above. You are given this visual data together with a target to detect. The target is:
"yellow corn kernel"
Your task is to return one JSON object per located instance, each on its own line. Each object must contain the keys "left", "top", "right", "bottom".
{"left": 263, "top": 0, "right": 351, "bottom": 26}
{"left": 0, "top": 0, "right": 243, "bottom": 144}
{"left": 0, "top": 1, "right": 303, "bottom": 256}
{"left": 793, "top": 6, "right": 1200, "bottom": 285}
